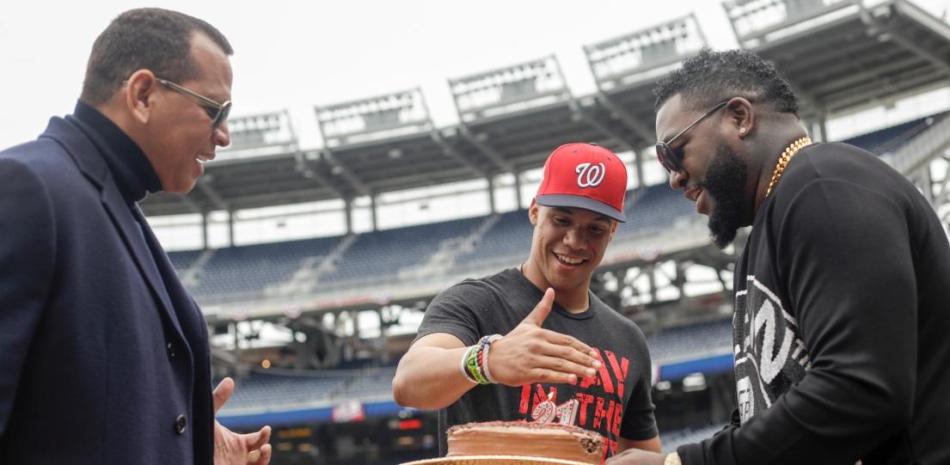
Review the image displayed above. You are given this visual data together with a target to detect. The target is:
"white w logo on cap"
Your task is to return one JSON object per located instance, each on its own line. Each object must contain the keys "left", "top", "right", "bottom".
{"left": 575, "top": 162, "right": 606, "bottom": 188}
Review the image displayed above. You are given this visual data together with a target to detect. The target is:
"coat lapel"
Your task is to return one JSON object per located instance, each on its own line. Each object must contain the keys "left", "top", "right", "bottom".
{"left": 41, "top": 117, "right": 188, "bottom": 342}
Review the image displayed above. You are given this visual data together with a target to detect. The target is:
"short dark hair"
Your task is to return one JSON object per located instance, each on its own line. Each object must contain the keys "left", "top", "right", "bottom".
{"left": 80, "top": 8, "right": 233, "bottom": 105}
{"left": 654, "top": 49, "right": 799, "bottom": 115}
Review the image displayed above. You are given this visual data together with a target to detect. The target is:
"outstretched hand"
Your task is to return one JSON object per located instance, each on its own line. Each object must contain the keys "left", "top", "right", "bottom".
{"left": 213, "top": 378, "right": 273, "bottom": 465}
{"left": 488, "top": 288, "right": 601, "bottom": 386}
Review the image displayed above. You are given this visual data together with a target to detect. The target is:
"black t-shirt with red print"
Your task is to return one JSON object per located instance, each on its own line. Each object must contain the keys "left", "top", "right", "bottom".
{"left": 416, "top": 268, "right": 657, "bottom": 461}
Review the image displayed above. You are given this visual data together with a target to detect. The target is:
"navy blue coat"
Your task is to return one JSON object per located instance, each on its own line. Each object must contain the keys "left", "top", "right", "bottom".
{"left": 0, "top": 116, "right": 214, "bottom": 464}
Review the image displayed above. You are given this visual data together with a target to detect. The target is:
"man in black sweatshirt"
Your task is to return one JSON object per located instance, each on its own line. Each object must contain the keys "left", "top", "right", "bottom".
{"left": 609, "top": 49, "right": 950, "bottom": 465}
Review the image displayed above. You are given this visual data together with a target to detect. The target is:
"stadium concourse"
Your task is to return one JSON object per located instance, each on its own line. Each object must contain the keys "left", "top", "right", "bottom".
{"left": 139, "top": 1, "right": 950, "bottom": 464}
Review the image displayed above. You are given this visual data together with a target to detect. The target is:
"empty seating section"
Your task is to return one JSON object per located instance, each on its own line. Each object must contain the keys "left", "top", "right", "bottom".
{"left": 164, "top": 113, "right": 936, "bottom": 299}
{"left": 219, "top": 367, "right": 397, "bottom": 413}
{"left": 647, "top": 320, "right": 732, "bottom": 364}
{"left": 166, "top": 185, "right": 732, "bottom": 296}
{"left": 192, "top": 236, "right": 338, "bottom": 298}
{"left": 453, "top": 186, "right": 691, "bottom": 267}
{"left": 320, "top": 217, "right": 484, "bottom": 285}
{"left": 167, "top": 249, "right": 202, "bottom": 274}
{"left": 219, "top": 371, "right": 351, "bottom": 412}
{"left": 843, "top": 112, "right": 945, "bottom": 155}
{"left": 339, "top": 367, "right": 397, "bottom": 399}
{"left": 619, "top": 184, "right": 694, "bottom": 236}
{"left": 455, "top": 210, "right": 533, "bottom": 267}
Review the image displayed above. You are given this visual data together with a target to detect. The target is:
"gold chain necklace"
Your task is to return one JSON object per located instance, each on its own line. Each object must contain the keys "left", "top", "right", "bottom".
{"left": 765, "top": 136, "right": 812, "bottom": 197}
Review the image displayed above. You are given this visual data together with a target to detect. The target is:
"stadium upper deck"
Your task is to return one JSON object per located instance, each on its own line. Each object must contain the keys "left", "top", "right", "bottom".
{"left": 137, "top": 0, "right": 950, "bottom": 325}
{"left": 141, "top": 0, "right": 950, "bottom": 222}
{"left": 168, "top": 109, "right": 945, "bottom": 320}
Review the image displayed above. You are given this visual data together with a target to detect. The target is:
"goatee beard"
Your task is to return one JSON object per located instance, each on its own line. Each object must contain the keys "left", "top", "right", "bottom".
{"left": 703, "top": 143, "right": 747, "bottom": 248}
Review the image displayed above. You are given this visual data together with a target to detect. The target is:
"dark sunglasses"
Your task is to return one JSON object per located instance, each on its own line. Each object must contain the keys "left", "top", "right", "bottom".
{"left": 157, "top": 78, "right": 232, "bottom": 129}
{"left": 655, "top": 100, "right": 729, "bottom": 173}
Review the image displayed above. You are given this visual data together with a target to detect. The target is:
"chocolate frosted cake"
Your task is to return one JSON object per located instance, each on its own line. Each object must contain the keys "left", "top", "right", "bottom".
{"left": 445, "top": 421, "right": 604, "bottom": 465}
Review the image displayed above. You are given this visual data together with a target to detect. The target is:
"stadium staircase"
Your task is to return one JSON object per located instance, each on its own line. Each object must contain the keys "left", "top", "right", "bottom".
{"left": 402, "top": 213, "right": 502, "bottom": 280}
{"left": 181, "top": 248, "right": 216, "bottom": 288}
{"left": 310, "top": 234, "right": 357, "bottom": 283}
{"left": 275, "top": 234, "right": 358, "bottom": 296}
{"left": 267, "top": 255, "right": 323, "bottom": 296}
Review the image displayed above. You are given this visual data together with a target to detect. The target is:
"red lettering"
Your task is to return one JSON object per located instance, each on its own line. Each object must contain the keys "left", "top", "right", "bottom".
{"left": 580, "top": 348, "right": 602, "bottom": 389}
{"left": 611, "top": 399, "right": 623, "bottom": 437}
{"left": 594, "top": 350, "right": 614, "bottom": 394}
{"left": 601, "top": 437, "right": 618, "bottom": 463}
{"left": 604, "top": 351, "right": 629, "bottom": 399}
{"left": 519, "top": 384, "right": 531, "bottom": 415}
{"left": 522, "top": 384, "right": 559, "bottom": 417}
{"left": 593, "top": 396, "right": 607, "bottom": 430}
{"left": 534, "top": 384, "right": 552, "bottom": 408}
{"left": 576, "top": 393, "right": 594, "bottom": 427}
{"left": 536, "top": 384, "right": 550, "bottom": 404}
{"left": 579, "top": 372, "right": 597, "bottom": 389}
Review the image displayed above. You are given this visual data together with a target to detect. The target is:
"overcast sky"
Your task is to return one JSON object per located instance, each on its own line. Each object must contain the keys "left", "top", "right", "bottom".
{"left": 4, "top": 0, "right": 946, "bottom": 152}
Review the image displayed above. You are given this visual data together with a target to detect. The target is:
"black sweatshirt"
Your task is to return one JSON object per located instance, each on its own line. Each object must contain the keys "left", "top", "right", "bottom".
{"left": 679, "top": 143, "right": 950, "bottom": 465}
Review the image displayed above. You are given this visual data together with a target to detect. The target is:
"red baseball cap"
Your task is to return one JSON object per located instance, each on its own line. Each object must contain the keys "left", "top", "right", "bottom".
{"left": 535, "top": 143, "right": 628, "bottom": 222}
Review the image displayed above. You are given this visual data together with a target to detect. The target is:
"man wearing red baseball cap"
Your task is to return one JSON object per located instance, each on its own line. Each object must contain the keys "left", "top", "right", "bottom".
{"left": 394, "top": 143, "right": 661, "bottom": 461}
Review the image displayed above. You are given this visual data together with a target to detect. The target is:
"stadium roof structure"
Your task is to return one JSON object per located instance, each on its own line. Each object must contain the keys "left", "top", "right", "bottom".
{"left": 142, "top": 0, "right": 950, "bottom": 222}
{"left": 140, "top": 110, "right": 337, "bottom": 216}
{"left": 724, "top": 0, "right": 950, "bottom": 123}
{"left": 582, "top": 14, "right": 708, "bottom": 183}
{"left": 447, "top": 55, "right": 610, "bottom": 174}
{"left": 140, "top": 15, "right": 711, "bottom": 218}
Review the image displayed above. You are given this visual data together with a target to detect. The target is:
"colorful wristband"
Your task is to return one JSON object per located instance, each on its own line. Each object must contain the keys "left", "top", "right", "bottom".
{"left": 480, "top": 334, "right": 502, "bottom": 384}
{"left": 459, "top": 345, "right": 478, "bottom": 384}
{"left": 466, "top": 343, "right": 489, "bottom": 384}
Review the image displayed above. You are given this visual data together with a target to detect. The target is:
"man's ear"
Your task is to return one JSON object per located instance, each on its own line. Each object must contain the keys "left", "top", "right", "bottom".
{"left": 528, "top": 201, "right": 539, "bottom": 226}
{"left": 608, "top": 219, "right": 619, "bottom": 241}
{"left": 124, "top": 69, "right": 159, "bottom": 125}
{"left": 726, "top": 96, "right": 755, "bottom": 139}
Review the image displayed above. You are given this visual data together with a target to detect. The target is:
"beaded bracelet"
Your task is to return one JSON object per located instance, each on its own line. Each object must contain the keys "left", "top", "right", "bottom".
{"left": 465, "top": 343, "right": 489, "bottom": 384}
{"left": 460, "top": 335, "right": 503, "bottom": 385}
{"left": 463, "top": 335, "right": 501, "bottom": 385}
{"left": 480, "top": 334, "right": 502, "bottom": 384}
{"left": 459, "top": 345, "right": 479, "bottom": 384}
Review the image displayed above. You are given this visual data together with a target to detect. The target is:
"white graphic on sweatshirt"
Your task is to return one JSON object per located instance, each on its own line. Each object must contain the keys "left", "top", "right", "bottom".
{"left": 737, "top": 376, "right": 755, "bottom": 422}
{"left": 734, "top": 276, "right": 811, "bottom": 423}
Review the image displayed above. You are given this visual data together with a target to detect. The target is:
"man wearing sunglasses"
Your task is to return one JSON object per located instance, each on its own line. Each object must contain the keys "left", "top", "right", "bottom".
{"left": 609, "top": 49, "right": 950, "bottom": 465}
{"left": 0, "top": 8, "right": 269, "bottom": 465}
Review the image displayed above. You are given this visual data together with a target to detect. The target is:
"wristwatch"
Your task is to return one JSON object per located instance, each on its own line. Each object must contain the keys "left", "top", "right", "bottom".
{"left": 664, "top": 452, "right": 682, "bottom": 465}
